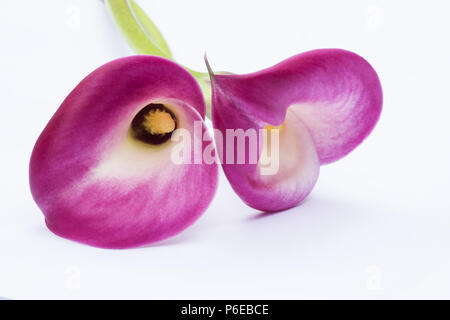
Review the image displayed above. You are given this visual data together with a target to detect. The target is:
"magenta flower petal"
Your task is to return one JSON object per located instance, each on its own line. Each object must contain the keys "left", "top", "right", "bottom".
{"left": 210, "top": 49, "right": 382, "bottom": 165}
{"left": 30, "top": 56, "right": 218, "bottom": 249}
{"left": 209, "top": 49, "right": 382, "bottom": 211}
{"left": 213, "top": 105, "right": 320, "bottom": 212}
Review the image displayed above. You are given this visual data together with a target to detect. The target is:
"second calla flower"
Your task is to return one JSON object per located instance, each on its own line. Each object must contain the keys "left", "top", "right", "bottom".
{"left": 208, "top": 49, "right": 382, "bottom": 212}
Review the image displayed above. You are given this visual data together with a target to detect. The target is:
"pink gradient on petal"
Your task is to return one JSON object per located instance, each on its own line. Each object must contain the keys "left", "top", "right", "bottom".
{"left": 211, "top": 49, "right": 382, "bottom": 164}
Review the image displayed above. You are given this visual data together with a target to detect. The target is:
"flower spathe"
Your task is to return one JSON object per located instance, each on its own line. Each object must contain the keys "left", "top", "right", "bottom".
{"left": 208, "top": 49, "right": 383, "bottom": 212}
{"left": 29, "top": 55, "right": 218, "bottom": 249}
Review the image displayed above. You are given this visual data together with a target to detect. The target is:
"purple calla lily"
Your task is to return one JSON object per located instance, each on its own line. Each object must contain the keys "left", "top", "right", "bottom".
{"left": 208, "top": 49, "right": 382, "bottom": 212}
{"left": 30, "top": 55, "right": 218, "bottom": 249}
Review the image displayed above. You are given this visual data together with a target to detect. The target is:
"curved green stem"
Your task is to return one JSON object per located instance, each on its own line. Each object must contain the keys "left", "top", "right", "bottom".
{"left": 105, "top": 0, "right": 213, "bottom": 117}
{"left": 105, "top": 0, "right": 172, "bottom": 58}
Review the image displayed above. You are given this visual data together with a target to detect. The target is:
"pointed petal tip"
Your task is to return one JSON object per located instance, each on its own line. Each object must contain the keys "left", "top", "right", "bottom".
{"left": 204, "top": 53, "right": 215, "bottom": 81}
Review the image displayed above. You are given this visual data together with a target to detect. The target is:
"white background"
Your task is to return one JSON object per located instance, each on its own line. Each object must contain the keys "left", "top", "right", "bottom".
{"left": 0, "top": 0, "right": 449, "bottom": 299}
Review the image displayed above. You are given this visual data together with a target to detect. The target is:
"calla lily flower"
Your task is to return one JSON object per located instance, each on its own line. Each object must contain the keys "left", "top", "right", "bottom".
{"left": 207, "top": 49, "right": 382, "bottom": 212}
{"left": 29, "top": 55, "right": 218, "bottom": 248}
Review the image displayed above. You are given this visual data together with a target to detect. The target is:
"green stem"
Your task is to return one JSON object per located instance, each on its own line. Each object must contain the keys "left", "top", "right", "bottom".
{"left": 105, "top": 0, "right": 213, "bottom": 117}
